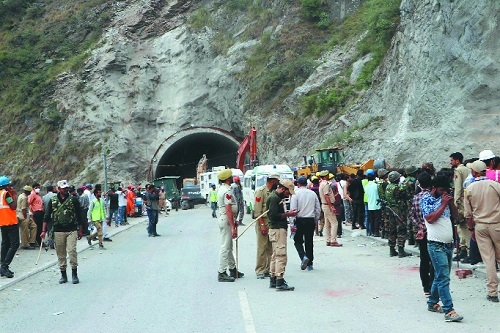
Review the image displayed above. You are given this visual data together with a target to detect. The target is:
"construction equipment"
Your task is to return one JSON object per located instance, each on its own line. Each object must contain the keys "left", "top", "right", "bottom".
{"left": 236, "top": 126, "right": 258, "bottom": 173}
{"left": 294, "top": 146, "right": 385, "bottom": 177}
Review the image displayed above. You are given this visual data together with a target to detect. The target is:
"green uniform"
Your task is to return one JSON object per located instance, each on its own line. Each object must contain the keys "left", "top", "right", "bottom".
{"left": 377, "top": 180, "right": 389, "bottom": 238}
{"left": 385, "top": 183, "right": 407, "bottom": 247}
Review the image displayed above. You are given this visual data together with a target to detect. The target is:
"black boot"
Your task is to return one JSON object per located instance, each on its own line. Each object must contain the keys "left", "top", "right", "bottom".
{"left": 72, "top": 268, "right": 79, "bottom": 284}
{"left": 453, "top": 249, "right": 467, "bottom": 261}
{"left": 218, "top": 271, "right": 235, "bottom": 282}
{"left": 390, "top": 246, "right": 398, "bottom": 257}
{"left": 0, "top": 265, "right": 13, "bottom": 278}
{"left": 229, "top": 268, "right": 244, "bottom": 279}
{"left": 276, "top": 278, "right": 295, "bottom": 291}
{"left": 269, "top": 276, "right": 276, "bottom": 288}
{"left": 398, "top": 246, "right": 412, "bottom": 258}
{"left": 59, "top": 270, "right": 68, "bottom": 284}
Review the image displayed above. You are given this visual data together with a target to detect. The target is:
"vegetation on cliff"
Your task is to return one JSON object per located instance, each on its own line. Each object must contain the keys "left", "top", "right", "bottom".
{"left": 0, "top": 0, "right": 111, "bottom": 184}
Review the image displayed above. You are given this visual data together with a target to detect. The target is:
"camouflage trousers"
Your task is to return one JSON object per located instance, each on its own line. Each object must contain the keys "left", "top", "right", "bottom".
{"left": 385, "top": 207, "right": 407, "bottom": 247}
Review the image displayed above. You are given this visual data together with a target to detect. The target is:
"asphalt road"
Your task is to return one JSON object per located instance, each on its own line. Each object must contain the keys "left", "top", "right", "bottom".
{"left": 1, "top": 205, "right": 499, "bottom": 333}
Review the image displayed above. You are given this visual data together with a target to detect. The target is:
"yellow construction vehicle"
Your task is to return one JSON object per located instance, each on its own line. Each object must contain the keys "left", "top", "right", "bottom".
{"left": 294, "top": 147, "right": 385, "bottom": 177}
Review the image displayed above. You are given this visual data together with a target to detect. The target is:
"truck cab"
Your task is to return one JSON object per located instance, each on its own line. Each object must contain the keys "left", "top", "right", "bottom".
{"left": 242, "top": 164, "right": 294, "bottom": 214}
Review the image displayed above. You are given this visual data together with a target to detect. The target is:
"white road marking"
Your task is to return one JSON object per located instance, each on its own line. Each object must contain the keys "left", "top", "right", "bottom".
{"left": 239, "top": 290, "right": 256, "bottom": 333}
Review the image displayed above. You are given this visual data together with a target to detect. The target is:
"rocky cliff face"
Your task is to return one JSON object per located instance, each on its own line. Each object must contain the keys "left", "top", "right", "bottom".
{"left": 52, "top": 0, "right": 499, "bottom": 184}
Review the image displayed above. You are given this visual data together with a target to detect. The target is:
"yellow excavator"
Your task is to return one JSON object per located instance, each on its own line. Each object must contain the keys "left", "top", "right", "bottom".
{"left": 294, "top": 146, "right": 384, "bottom": 177}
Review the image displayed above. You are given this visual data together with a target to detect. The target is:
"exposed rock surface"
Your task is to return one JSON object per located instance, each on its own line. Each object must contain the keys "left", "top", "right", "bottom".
{"left": 52, "top": 0, "right": 499, "bottom": 183}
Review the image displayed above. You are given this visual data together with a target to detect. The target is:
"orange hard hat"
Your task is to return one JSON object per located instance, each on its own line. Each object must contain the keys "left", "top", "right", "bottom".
{"left": 234, "top": 176, "right": 240, "bottom": 182}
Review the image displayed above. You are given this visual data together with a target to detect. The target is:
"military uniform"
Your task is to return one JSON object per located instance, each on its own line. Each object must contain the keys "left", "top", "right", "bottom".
{"left": 217, "top": 182, "right": 238, "bottom": 276}
{"left": 253, "top": 184, "right": 272, "bottom": 277}
{"left": 385, "top": 181, "right": 410, "bottom": 255}
{"left": 377, "top": 179, "right": 389, "bottom": 238}
{"left": 402, "top": 175, "right": 416, "bottom": 244}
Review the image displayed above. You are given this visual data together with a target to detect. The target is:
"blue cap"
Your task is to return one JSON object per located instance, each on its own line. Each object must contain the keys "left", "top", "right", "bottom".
{"left": 365, "top": 169, "right": 375, "bottom": 176}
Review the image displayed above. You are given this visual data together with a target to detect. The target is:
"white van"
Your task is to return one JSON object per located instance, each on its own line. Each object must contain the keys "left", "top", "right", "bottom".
{"left": 242, "top": 164, "right": 294, "bottom": 214}
{"left": 200, "top": 168, "right": 244, "bottom": 201}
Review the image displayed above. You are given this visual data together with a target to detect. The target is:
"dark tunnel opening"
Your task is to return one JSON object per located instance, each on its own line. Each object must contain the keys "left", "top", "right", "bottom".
{"left": 155, "top": 132, "right": 240, "bottom": 189}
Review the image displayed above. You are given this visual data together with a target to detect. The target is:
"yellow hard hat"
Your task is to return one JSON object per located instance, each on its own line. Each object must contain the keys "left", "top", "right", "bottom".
{"left": 315, "top": 172, "right": 320, "bottom": 177}
{"left": 311, "top": 176, "right": 318, "bottom": 181}
{"left": 328, "top": 173, "right": 334, "bottom": 179}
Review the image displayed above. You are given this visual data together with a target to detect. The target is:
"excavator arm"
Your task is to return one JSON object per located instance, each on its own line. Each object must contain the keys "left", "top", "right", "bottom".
{"left": 236, "top": 126, "right": 257, "bottom": 173}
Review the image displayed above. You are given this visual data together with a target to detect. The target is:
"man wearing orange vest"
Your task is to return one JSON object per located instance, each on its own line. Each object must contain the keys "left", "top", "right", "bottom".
{"left": 0, "top": 176, "right": 19, "bottom": 279}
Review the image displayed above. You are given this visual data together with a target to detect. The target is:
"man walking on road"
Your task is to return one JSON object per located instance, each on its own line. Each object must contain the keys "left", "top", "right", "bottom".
{"left": 267, "top": 180, "right": 297, "bottom": 291}
{"left": 421, "top": 175, "right": 463, "bottom": 322}
{"left": 144, "top": 185, "right": 161, "bottom": 237}
{"left": 464, "top": 160, "right": 500, "bottom": 303}
{"left": 209, "top": 184, "right": 218, "bottom": 218}
{"left": 41, "top": 180, "right": 83, "bottom": 284}
{"left": 217, "top": 169, "right": 244, "bottom": 282}
{"left": 87, "top": 189, "right": 106, "bottom": 249}
{"left": 290, "top": 176, "right": 320, "bottom": 271}
{"left": 0, "top": 176, "right": 18, "bottom": 278}
{"left": 253, "top": 173, "right": 280, "bottom": 279}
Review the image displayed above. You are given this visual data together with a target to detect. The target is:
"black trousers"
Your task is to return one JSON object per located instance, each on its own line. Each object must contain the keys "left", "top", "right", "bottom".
{"left": 417, "top": 237, "right": 434, "bottom": 293}
{"left": 33, "top": 211, "right": 44, "bottom": 245}
{"left": 1, "top": 224, "right": 20, "bottom": 267}
{"left": 352, "top": 201, "right": 365, "bottom": 228}
{"left": 368, "top": 209, "right": 381, "bottom": 234}
{"left": 293, "top": 217, "right": 315, "bottom": 265}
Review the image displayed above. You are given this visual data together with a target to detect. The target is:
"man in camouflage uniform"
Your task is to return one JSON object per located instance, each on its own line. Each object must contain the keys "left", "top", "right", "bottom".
{"left": 385, "top": 171, "right": 412, "bottom": 258}
{"left": 41, "top": 180, "right": 83, "bottom": 284}
{"left": 377, "top": 169, "right": 389, "bottom": 239}
{"left": 231, "top": 176, "right": 245, "bottom": 226}
{"left": 403, "top": 166, "right": 419, "bottom": 245}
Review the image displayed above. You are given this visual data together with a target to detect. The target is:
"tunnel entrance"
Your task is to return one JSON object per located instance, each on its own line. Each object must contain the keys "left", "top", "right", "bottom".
{"left": 151, "top": 127, "right": 240, "bottom": 188}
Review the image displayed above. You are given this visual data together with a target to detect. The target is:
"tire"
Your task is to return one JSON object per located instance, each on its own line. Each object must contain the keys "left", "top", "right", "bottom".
{"left": 181, "top": 200, "right": 190, "bottom": 210}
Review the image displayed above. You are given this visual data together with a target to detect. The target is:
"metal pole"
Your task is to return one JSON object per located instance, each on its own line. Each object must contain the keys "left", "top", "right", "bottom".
{"left": 103, "top": 153, "right": 108, "bottom": 193}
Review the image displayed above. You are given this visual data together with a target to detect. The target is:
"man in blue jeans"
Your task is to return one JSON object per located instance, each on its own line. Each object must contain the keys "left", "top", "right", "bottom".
{"left": 421, "top": 175, "right": 463, "bottom": 322}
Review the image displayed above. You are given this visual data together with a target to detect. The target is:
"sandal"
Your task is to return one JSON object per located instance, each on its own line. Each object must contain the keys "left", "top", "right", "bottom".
{"left": 427, "top": 303, "right": 443, "bottom": 313}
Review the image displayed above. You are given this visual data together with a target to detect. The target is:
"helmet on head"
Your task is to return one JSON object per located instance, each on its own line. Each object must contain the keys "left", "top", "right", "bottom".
{"left": 0, "top": 176, "right": 11, "bottom": 187}
{"left": 365, "top": 169, "right": 375, "bottom": 176}
{"left": 233, "top": 176, "right": 240, "bottom": 182}
{"left": 388, "top": 171, "right": 401, "bottom": 183}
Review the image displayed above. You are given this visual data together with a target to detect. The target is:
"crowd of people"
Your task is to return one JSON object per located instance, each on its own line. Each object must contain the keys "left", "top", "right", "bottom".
{"left": 215, "top": 149, "right": 500, "bottom": 323}
{"left": 0, "top": 179, "right": 170, "bottom": 284}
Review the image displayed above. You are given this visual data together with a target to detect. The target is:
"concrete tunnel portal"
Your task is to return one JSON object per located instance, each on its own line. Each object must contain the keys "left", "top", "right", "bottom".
{"left": 151, "top": 127, "right": 241, "bottom": 188}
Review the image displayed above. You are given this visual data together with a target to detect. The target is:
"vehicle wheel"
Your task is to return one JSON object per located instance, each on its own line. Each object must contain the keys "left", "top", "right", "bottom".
{"left": 181, "top": 200, "right": 190, "bottom": 210}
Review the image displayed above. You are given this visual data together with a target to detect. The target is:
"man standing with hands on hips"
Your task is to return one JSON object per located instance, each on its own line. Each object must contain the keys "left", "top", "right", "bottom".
{"left": 217, "top": 169, "right": 244, "bottom": 282}
{"left": 0, "top": 176, "right": 18, "bottom": 278}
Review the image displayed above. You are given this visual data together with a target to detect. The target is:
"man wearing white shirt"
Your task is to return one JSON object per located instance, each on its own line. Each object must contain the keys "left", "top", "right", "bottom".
{"left": 290, "top": 176, "right": 321, "bottom": 271}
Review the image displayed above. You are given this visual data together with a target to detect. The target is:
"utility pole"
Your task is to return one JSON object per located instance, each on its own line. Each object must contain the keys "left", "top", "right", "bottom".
{"left": 103, "top": 152, "right": 108, "bottom": 193}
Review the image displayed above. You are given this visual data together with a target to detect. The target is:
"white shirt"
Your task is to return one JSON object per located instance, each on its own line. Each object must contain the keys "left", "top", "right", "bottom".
{"left": 117, "top": 190, "right": 127, "bottom": 207}
{"left": 290, "top": 186, "right": 321, "bottom": 223}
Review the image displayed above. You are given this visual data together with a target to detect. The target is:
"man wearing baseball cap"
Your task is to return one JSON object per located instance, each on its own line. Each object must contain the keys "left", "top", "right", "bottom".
{"left": 267, "top": 179, "right": 297, "bottom": 291}
{"left": 41, "top": 180, "right": 83, "bottom": 284}
{"left": 465, "top": 160, "right": 500, "bottom": 303}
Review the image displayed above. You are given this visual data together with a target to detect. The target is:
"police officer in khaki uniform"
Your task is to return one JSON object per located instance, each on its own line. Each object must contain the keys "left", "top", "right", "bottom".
{"left": 319, "top": 170, "right": 342, "bottom": 247}
{"left": 253, "top": 172, "right": 280, "bottom": 279}
{"left": 217, "top": 169, "right": 244, "bottom": 282}
{"left": 449, "top": 152, "right": 471, "bottom": 262}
